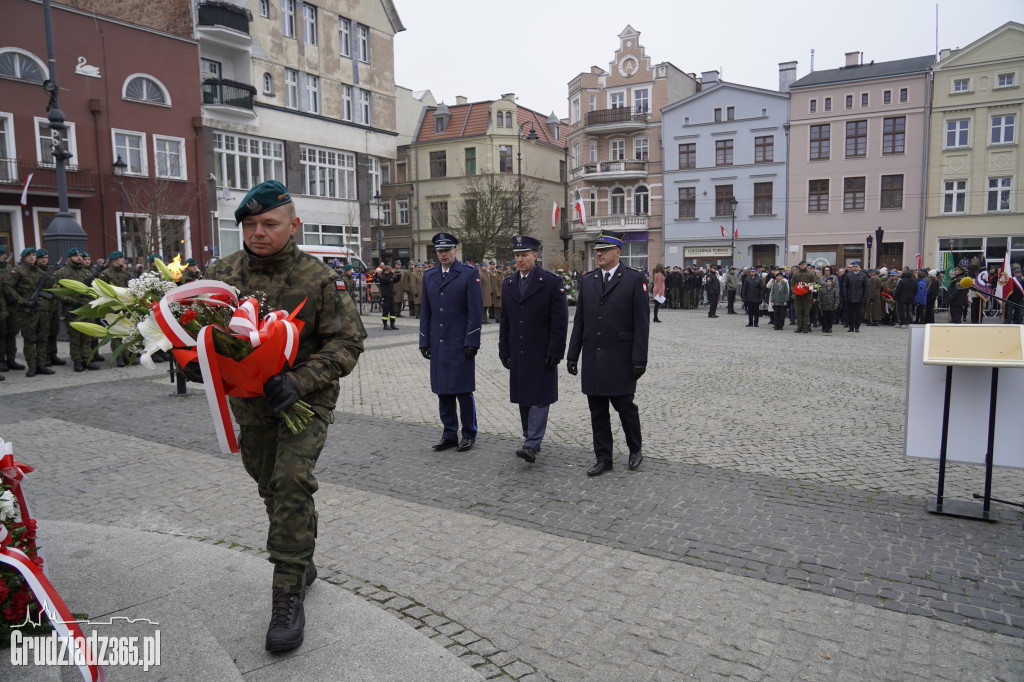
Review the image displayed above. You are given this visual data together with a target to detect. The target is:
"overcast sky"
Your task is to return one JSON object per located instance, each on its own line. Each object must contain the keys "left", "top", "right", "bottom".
{"left": 394, "top": 0, "right": 1021, "bottom": 116}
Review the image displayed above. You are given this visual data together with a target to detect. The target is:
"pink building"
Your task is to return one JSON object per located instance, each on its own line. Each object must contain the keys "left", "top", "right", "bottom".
{"left": 566, "top": 26, "right": 697, "bottom": 270}
{"left": 786, "top": 53, "right": 934, "bottom": 269}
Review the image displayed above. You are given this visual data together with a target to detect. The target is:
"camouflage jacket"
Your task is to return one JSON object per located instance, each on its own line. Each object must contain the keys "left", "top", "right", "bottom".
{"left": 0, "top": 264, "right": 10, "bottom": 319}
{"left": 97, "top": 264, "right": 131, "bottom": 287}
{"left": 204, "top": 238, "right": 367, "bottom": 425}
{"left": 9, "top": 261, "right": 44, "bottom": 308}
{"left": 54, "top": 261, "right": 94, "bottom": 308}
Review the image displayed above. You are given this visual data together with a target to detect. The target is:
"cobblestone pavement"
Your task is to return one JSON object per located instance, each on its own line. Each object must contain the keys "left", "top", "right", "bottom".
{"left": 2, "top": 309, "right": 1024, "bottom": 680}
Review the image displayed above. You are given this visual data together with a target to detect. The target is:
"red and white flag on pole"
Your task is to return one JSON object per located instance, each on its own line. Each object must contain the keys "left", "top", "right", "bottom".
{"left": 19, "top": 173, "right": 33, "bottom": 206}
{"left": 575, "top": 200, "right": 586, "bottom": 229}
{"left": 733, "top": 227, "right": 739, "bottom": 240}
{"left": 720, "top": 225, "right": 726, "bottom": 237}
{"left": 916, "top": 253, "right": 922, "bottom": 269}
{"left": 551, "top": 201, "right": 559, "bottom": 230}
{"left": 999, "top": 250, "right": 1016, "bottom": 298}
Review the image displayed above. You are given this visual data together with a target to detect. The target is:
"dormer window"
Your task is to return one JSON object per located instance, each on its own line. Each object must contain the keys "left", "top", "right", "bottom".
{"left": 434, "top": 104, "right": 450, "bottom": 133}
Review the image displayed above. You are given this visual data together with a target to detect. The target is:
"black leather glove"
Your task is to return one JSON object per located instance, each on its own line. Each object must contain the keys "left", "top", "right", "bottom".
{"left": 420, "top": 347, "right": 431, "bottom": 360}
{"left": 566, "top": 360, "right": 578, "bottom": 375}
{"left": 500, "top": 356, "right": 511, "bottom": 370}
{"left": 545, "top": 356, "right": 560, "bottom": 369}
{"left": 181, "top": 360, "right": 204, "bottom": 384}
{"left": 264, "top": 374, "right": 301, "bottom": 413}
{"left": 631, "top": 363, "right": 646, "bottom": 380}
{"left": 464, "top": 346, "right": 478, "bottom": 359}
{"left": 24, "top": 301, "right": 38, "bottom": 314}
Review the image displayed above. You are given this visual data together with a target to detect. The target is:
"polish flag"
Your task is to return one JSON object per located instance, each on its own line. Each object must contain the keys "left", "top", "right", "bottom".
{"left": 19, "top": 173, "right": 33, "bottom": 206}
{"left": 999, "top": 251, "right": 1015, "bottom": 299}
{"left": 916, "top": 253, "right": 922, "bottom": 269}
{"left": 575, "top": 200, "right": 586, "bottom": 229}
{"left": 720, "top": 225, "right": 726, "bottom": 237}
{"left": 551, "top": 202, "right": 559, "bottom": 230}
{"left": 733, "top": 227, "right": 739, "bottom": 240}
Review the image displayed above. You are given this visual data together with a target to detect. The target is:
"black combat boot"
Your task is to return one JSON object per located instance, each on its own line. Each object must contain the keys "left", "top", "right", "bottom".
{"left": 390, "top": 319, "right": 397, "bottom": 330}
{"left": 74, "top": 362, "right": 85, "bottom": 372}
{"left": 265, "top": 589, "right": 305, "bottom": 652}
{"left": 49, "top": 355, "right": 67, "bottom": 366}
{"left": 0, "top": 360, "right": 8, "bottom": 372}
{"left": 36, "top": 366, "right": 55, "bottom": 375}
{"left": 8, "top": 360, "right": 25, "bottom": 370}
{"left": 25, "top": 366, "right": 36, "bottom": 377}
{"left": 382, "top": 319, "right": 389, "bottom": 330}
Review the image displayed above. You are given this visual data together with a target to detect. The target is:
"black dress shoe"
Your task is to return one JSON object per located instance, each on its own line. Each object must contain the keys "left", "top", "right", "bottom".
{"left": 265, "top": 589, "right": 305, "bottom": 652}
{"left": 628, "top": 451, "right": 643, "bottom": 470}
{"left": 36, "top": 366, "right": 55, "bottom": 375}
{"left": 516, "top": 446, "right": 537, "bottom": 463}
{"left": 432, "top": 438, "right": 458, "bottom": 451}
{"left": 457, "top": 437, "right": 475, "bottom": 452}
{"left": 587, "top": 462, "right": 613, "bottom": 477}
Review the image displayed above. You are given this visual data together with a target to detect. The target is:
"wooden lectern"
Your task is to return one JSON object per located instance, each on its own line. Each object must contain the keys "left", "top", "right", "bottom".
{"left": 922, "top": 324, "right": 1024, "bottom": 521}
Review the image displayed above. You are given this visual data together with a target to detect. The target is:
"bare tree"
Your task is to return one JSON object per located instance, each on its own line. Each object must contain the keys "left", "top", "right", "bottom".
{"left": 452, "top": 172, "right": 541, "bottom": 264}
{"left": 118, "top": 177, "right": 197, "bottom": 266}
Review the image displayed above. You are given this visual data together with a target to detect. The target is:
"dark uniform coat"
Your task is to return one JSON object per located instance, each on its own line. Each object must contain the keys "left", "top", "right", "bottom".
{"left": 419, "top": 259, "right": 483, "bottom": 395}
{"left": 567, "top": 266, "right": 650, "bottom": 397}
{"left": 498, "top": 265, "right": 568, "bottom": 406}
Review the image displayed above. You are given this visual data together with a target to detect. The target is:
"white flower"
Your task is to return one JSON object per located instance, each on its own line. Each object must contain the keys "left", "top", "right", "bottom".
{"left": 137, "top": 315, "right": 174, "bottom": 369}
{"left": 0, "top": 489, "right": 16, "bottom": 522}
{"left": 89, "top": 284, "right": 135, "bottom": 309}
{"left": 103, "top": 313, "right": 135, "bottom": 337}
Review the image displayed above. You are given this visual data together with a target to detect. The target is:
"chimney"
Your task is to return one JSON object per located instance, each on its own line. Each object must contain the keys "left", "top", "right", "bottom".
{"left": 845, "top": 51, "right": 861, "bottom": 67}
{"left": 501, "top": 93, "right": 516, "bottom": 102}
{"left": 455, "top": 95, "right": 467, "bottom": 105}
{"left": 778, "top": 61, "right": 797, "bottom": 92}
{"left": 939, "top": 48, "right": 951, "bottom": 61}
{"left": 700, "top": 70, "right": 720, "bottom": 85}
{"left": 590, "top": 65, "right": 604, "bottom": 75}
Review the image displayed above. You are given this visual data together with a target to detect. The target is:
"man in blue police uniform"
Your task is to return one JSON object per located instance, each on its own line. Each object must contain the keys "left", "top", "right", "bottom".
{"left": 419, "top": 232, "right": 483, "bottom": 452}
{"left": 567, "top": 231, "right": 650, "bottom": 476}
{"left": 498, "top": 235, "right": 569, "bottom": 463}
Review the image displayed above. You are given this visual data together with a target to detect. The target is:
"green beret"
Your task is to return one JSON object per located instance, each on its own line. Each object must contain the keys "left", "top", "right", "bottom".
{"left": 20, "top": 247, "right": 36, "bottom": 258}
{"left": 66, "top": 247, "right": 82, "bottom": 257}
{"left": 35, "top": 249, "right": 48, "bottom": 257}
{"left": 185, "top": 258, "right": 197, "bottom": 266}
{"left": 108, "top": 250, "right": 124, "bottom": 260}
{"left": 342, "top": 264, "right": 352, "bottom": 271}
{"left": 148, "top": 253, "right": 160, "bottom": 263}
{"left": 81, "top": 252, "right": 90, "bottom": 258}
{"left": 235, "top": 180, "right": 293, "bottom": 224}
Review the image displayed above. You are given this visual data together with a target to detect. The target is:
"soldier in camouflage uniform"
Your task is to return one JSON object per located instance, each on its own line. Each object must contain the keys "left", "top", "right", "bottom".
{"left": 204, "top": 180, "right": 366, "bottom": 653}
{"left": 180, "top": 258, "right": 201, "bottom": 284}
{"left": 8, "top": 248, "right": 54, "bottom": 376}
{"left": 98, "top": 251, "right": 132, "bottom": 366}
{"left": 55, "top": 248, "right": 99, "bottom": 371}
{"left": 33, "top": 250, "right": 66, "bottom": 368}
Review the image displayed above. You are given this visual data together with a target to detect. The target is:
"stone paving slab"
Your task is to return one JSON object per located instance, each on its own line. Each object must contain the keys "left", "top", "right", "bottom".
{"left": 2, "top": 419, "right": 1023, "bottom": 681}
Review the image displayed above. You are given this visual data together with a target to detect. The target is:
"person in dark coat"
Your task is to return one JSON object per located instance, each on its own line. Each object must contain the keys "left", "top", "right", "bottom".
{"left": 946, "top": 266, "right": 969, "bottom": 323}
{"left": 376, "top": 264, "right": 401, "bottom": 330}
{"left": 893, "top": 270, "right": 916, "bottom": 328}
{"left": 498, "top": 235, "right": 569, "bottom": 463}
{"left": 842, "top": 261, "right": 870, "bottom": 332}
{"left": 739, "top": 266, "right": 766, "bottom": 327}
{"left": 567, "top": 231, "right": 650, "bottom": 477}
{"left": 704, "top": 265, "right": 721, "bottom": 318}
{"left": 419, "top": 233, "right": 483, "bottom": 452}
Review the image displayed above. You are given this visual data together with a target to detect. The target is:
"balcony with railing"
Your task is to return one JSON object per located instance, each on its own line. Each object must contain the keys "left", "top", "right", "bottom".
{"left": 202, "top": 78, "right": 257, "bottom": 113}
{"left": 570, "top": 213, "right": 649, "bottom": 234}
{"left": 584, "top": 107, "right": 651, "bottom": 132}
{"left": 197, "top": 1, "right": 252, "bottom": 49}
{"left": 0, "top": 158, "right": 94, "bottom": 196}
{"left": 569, "top": 159, "right": 648, "bottom": 182}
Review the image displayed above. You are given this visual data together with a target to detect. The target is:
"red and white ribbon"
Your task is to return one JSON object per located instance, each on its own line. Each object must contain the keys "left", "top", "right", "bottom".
{"left": 150, "top": 280, "right": 306, "bottom": 454}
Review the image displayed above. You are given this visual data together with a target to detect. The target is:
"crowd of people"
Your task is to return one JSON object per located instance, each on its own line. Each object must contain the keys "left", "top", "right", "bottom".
{"left": 647, "top": 259, "right": 1023, "bottom": 333}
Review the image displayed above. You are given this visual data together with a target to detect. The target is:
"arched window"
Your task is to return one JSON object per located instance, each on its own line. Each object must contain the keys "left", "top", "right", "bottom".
{"left": 634, "top": 185, "right": 649, "bottom": 214}
{"left": 611, "top": 187, "right": 625, "bottom": 215}
{"left": 504, "top": 112, "right": 512, "bottom": 128}
{"left": 262, "top": 73, "right": 274, "bottom": 95}
{"left": 0, "top": 48, "right": 46, "bottom": 83}
{"left": 123, "top": 74, "right": 170, "bottom": 105}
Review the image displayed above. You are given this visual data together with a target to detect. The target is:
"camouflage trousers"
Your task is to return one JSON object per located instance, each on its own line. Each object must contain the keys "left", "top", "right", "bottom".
{"left": 4, "top": 314, "right": 19, "bottom": 363}
{"left": 238, "top": 411, "right": 330, "bottom": 592}
{"left": 66, "top": 320, "right": 92, "bottom": 363}
{"left": 46, "top": 308, "right": 59, "bottom": 360}
{"left": 15, "top": 310, "right": 49, "bottom": 369}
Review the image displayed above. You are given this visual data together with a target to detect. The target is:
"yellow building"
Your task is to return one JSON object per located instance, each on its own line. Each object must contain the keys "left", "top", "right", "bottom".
{"left": 926, "top": 21, "right": 1024, "bottom": 270}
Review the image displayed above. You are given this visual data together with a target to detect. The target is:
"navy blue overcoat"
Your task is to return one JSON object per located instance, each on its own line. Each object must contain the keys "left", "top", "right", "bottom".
{"left": 498, "top": 266, "right": 568, "bottom": 406}
{"left": 567, "top": 266, "right": 650, "bottom": 396}
{"left": 419, "top": 259, "right": 483, "bottom": 395}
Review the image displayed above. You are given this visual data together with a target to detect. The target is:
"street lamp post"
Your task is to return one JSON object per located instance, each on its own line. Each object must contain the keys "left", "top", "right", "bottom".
{"left": 374, "top": 191, "right": 384, "bottom": 265}
{"left": 866, "top": 235, "right": 873, "bottom": 270}
{"left": 562, "top": 145, "right": 570, "bottom": 260}
{"left": 516, "top": 122, "right": 539, "bottom": 231}
{"left": 113, "top": 155, "right": 127, "bottom": 249}
{"left": 875, "top": 226, "right": 884, "bottom": 269}
{"left": 728, "top": 196, "right": 739, "bottom": 267}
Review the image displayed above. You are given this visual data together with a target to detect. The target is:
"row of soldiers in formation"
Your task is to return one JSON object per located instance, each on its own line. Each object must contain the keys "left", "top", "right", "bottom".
{"left": 364, "top": 260, "right": 517, "bottom": 326}
{"left": 0, "top": 247, "right": 202, "bottom": 377}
